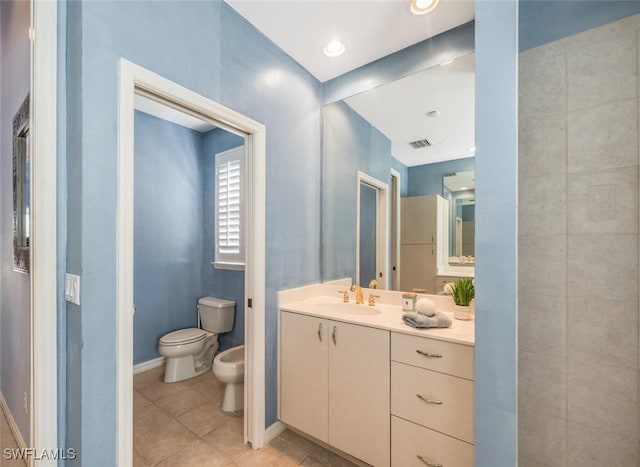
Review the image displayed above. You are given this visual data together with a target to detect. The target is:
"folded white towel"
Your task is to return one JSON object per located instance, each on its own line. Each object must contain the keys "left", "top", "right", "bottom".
{"left": 416, "top": 298, "right": 436, "bottom": 317}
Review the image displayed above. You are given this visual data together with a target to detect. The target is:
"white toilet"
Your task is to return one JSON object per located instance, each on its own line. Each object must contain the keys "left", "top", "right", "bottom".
{"left": 159, "top": 296, "right": 235, "bottom": 383}
{"left": 212, "top": 345, "right": 245, "bottom": 412}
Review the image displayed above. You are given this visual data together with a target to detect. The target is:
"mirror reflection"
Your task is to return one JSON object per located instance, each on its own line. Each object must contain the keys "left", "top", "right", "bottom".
{"left": 13, "top": 94, "right": 30, "bottom": 274}
{"left": 322, "top": 53, "right": 475, "bottom": 292}
{"left": 443, "top": 170, "right": 475, "bottom": 263}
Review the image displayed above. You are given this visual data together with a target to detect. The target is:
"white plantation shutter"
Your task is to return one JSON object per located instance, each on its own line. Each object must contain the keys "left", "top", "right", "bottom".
{"left": 215, "top": 146, "right": 245, "bottom": 266}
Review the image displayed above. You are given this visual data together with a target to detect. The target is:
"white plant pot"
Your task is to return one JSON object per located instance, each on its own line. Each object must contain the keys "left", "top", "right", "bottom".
{"left": 454, "top": 304, "right": 472, "bottom": 321}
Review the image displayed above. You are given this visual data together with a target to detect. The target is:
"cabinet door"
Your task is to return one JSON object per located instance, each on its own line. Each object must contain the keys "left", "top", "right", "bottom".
{"left": 328, "top": 321, "right": 390, "bottom": 467}
{"left": 280, "top": 312, "right": 329, "bottom": 442}
{"left": 401, "top": 195, "right": 437, "bottom": 244}
{"left": 400, "top": 244, "right": 436, "bottom": 293}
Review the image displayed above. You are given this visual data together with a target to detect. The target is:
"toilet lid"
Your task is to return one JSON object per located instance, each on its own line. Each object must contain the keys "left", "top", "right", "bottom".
{"left": 160, "top": 328, "right": 207, "bottom": 345}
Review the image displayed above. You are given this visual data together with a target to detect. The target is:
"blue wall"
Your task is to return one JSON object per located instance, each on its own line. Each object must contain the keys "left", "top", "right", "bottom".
{"left": 133, "top": 111, "right": 204, "bottom": 364}
{"left": 64, "top": 1, "right": 322, "bottom": 462}
{"left": 407, "top": 157, "right": 475, "bottom": 197}
{"left": 202, "top": 128, "right": 246, "bottom": 351}
{"left": 475, "top": 1, "right": 518, "bottom": 465}
{"left": 322, "top": 100, "right": 396, "bottom": 283}
{"left": 0, "top": 0, "right": 32, "bottom": 445}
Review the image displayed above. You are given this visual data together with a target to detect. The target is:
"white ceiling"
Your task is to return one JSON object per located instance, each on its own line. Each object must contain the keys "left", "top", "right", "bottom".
{"left": 226, "top": 0, "right": 475, "bottom": 168}
{"left": 225, "top": 0, "right": 475, "bottom": 82}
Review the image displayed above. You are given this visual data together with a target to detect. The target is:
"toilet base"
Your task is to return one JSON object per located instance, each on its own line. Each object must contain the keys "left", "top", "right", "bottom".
{"left": 221, "top": 382, "right": 244, "bottom": 412}
{"left": 164, "top": 355, "right": 212, "bottom": 383}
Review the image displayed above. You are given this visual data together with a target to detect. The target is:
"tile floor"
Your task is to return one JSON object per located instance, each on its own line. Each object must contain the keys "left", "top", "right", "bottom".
{"left": 134, "top": 365, "right": 360, "bottom": 466}
{"left": 1, "top": 409, "right": 26, "bottom": 466}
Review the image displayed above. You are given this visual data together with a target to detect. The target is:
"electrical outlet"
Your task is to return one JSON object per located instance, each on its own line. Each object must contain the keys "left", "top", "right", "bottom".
{"left": 23, "top": 392, "right": 28, "bottom": 414}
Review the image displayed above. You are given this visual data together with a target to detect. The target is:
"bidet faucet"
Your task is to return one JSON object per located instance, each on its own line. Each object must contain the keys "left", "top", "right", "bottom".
{"left": 350, "top": 284, "right": 364, "bottom": 305}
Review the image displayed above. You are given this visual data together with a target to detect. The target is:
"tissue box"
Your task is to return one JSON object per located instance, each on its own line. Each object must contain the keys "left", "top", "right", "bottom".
{"left": 402, "top": 293, "right": 417, "bottom": 311}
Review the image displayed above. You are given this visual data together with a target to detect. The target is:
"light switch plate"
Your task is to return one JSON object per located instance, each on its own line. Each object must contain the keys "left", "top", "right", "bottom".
{"left": 64, "top": 273, "right": 80, "bottom": 305}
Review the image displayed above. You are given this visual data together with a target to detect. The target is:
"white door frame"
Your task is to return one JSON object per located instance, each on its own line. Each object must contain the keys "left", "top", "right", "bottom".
{"left": 390, "top": 168, "right": 401, "bottom": 291}
{"left": 355, "top": 171, "right": 389, "bottom": 289}
{"left": 30, "top": 1, "right": 58, "bottom": 465}
{"left": 117, "top": 59, "right": 266, "bottom": 464}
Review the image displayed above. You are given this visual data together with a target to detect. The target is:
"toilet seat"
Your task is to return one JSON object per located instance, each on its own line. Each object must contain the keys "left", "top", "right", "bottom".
{"left": 160, "top": 328, "right": 207, "bottom": 346}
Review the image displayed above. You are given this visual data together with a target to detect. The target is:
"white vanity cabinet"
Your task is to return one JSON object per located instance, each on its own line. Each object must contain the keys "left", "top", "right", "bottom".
{"left": 279, "top": 312, "right": 329, "bottom": 442}
{"left": 390, "top": 332, "right": 475, "bottom": 467}
{"left": 280, "top": 311, "right": 390, "bottom": 467}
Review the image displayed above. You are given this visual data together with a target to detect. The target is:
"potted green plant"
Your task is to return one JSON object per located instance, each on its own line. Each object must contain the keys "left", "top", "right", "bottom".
{"left": 448, "top": 278, "right": 474, "bottom": 320}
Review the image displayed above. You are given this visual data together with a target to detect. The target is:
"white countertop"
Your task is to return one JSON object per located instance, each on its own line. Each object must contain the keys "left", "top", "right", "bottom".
{"left": 280, "top": 294, "right": 475, "bottom": 347}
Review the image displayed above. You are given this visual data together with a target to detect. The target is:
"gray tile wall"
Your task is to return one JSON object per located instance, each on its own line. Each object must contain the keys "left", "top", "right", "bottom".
{"left": 518, "top": 14, "right": 640, "bottom": 467}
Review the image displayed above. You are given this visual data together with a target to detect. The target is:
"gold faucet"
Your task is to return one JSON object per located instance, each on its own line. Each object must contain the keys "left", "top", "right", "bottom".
{"left": 350, "top": 284, "right": 364, "bottom": 305}
{"left": 368, "top": 294, "right": 380, "bottom": 306}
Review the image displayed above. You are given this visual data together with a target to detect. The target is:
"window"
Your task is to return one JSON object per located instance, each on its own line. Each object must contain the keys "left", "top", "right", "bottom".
{"left": 214, "top": 146, "right": 245, "bottom": 269}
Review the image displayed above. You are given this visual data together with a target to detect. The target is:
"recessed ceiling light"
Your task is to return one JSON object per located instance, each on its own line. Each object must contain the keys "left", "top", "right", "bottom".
{"left": 323, "top": 40, "right": 345, "bottom": 58}
{"left": 459, "top": 186, "right": 469, "bottom": 190}
{"left": 410, "top": 0, "right": 440, "bottom": 15}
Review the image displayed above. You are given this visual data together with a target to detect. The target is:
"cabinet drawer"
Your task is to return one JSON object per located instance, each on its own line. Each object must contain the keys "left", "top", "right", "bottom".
{"left": 391, "top": 332, "right": 474, "bottom": 380}
{"left": 392, "top": 416, "right": 473, "bottom": 467}
{"left": 391, "top": 362, "right": 474, "bottom": 443}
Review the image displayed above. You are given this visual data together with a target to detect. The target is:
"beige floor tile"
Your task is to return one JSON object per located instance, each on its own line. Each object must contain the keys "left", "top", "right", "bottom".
{"left": 177, "top": 401, "right": 232, "bottom": 437}
{"left": 300, "top": 455, "right": 328, "bottom": 467}
{"left": 155, "top": 438, "right": 233, "bottom": 467}
{"left": 277, "top": 429, "right": 317, "bottom": 455}
{"left": 133, "top": 389, "right": 153, "bottom": 413}
{"left": 309, "top": 446, "right": 360, "bottom": 467}
{"left": 234, "top": 438, "right": 306, "bottom": 466}
{"left": 138, "top": 378, "right": 188, "bottom": 402}
{"left": 154, "top": 386, "right": 208, "bottom": 418}
{"left": 133, "top": 366, "right": 165, "bottom": 390}
{"left": 132, "top": 450, "right": 149, "bottom": 467}
{"left": 134, "top": 404, "right": 175, "bottom": 440}
{"left": 300, "top": 456, "right": 327, "bottom": 467}
{"left": 182, "top": 369, "right": 217, "bottom": 387}
{"left": 1, "top": 412, "right": 26, "bottom": 467}
{"left": 135, "top": 418, "right": 196, "bottom": 465}
{"left": 201, "top": 416, "right": 249, "bottom": 459}
{"left": 189, "top": 375, "right": 226, "bottom": 403}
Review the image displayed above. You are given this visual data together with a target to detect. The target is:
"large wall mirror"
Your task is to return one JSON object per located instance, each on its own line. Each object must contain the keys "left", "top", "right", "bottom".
{"left": 13, "top": 94, "right": 30, "bottom": 274}
{"left": 322, "top": 52, "right": 475, "bottom": 293}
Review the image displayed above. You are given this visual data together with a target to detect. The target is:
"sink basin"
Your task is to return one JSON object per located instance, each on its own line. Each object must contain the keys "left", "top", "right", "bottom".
{"left": 313, "top": 302, "right": 382, "bottom": 316}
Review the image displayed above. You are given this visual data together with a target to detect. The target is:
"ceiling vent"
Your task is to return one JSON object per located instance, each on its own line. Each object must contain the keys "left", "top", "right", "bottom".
{"left": 409, "top": 138, "right": 432, "bottom": 149}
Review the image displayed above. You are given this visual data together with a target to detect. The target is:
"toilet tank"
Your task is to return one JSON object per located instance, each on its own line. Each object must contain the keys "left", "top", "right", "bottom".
{"left": 198, "top": 296, "right": 235, "bottom": 333}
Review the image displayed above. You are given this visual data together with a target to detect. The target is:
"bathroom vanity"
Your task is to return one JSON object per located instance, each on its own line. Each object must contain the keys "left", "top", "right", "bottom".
{"left": 278, "top": 284, "right": 475, "bottom": 467}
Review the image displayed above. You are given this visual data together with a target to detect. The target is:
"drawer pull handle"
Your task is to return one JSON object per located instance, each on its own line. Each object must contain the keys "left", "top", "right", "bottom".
{"left": 332, "top": 326, "right": 337, "bottom": 346}
{"left": 416, "top": 350, "right": 443, "bottom": 358}
{"left": 417, "top": 454, "right": 443, "bottom": 467}
{"left": 417, "top": 394, "right": 443, "bottom": 405}
{"left": 318, "top": 323, "right": 323, "bottom": 342}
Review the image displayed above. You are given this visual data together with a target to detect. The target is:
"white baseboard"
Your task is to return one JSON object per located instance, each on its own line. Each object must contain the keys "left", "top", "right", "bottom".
{"left": 264, "top": 420, "right": 286, "bottom": 444}
{"left": 133, "top": 357, "right": 165, "bottom": 375}
{"left": 0, "top": 392, "right": 27, "bottom": 450}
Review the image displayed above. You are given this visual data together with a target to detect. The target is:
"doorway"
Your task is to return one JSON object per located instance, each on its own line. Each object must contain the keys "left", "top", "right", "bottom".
{"left": 355, "top": 171, "right": 388, "bottom": 289}
{"left": 117, "top": 60, "right": 266, "bottom": 464}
